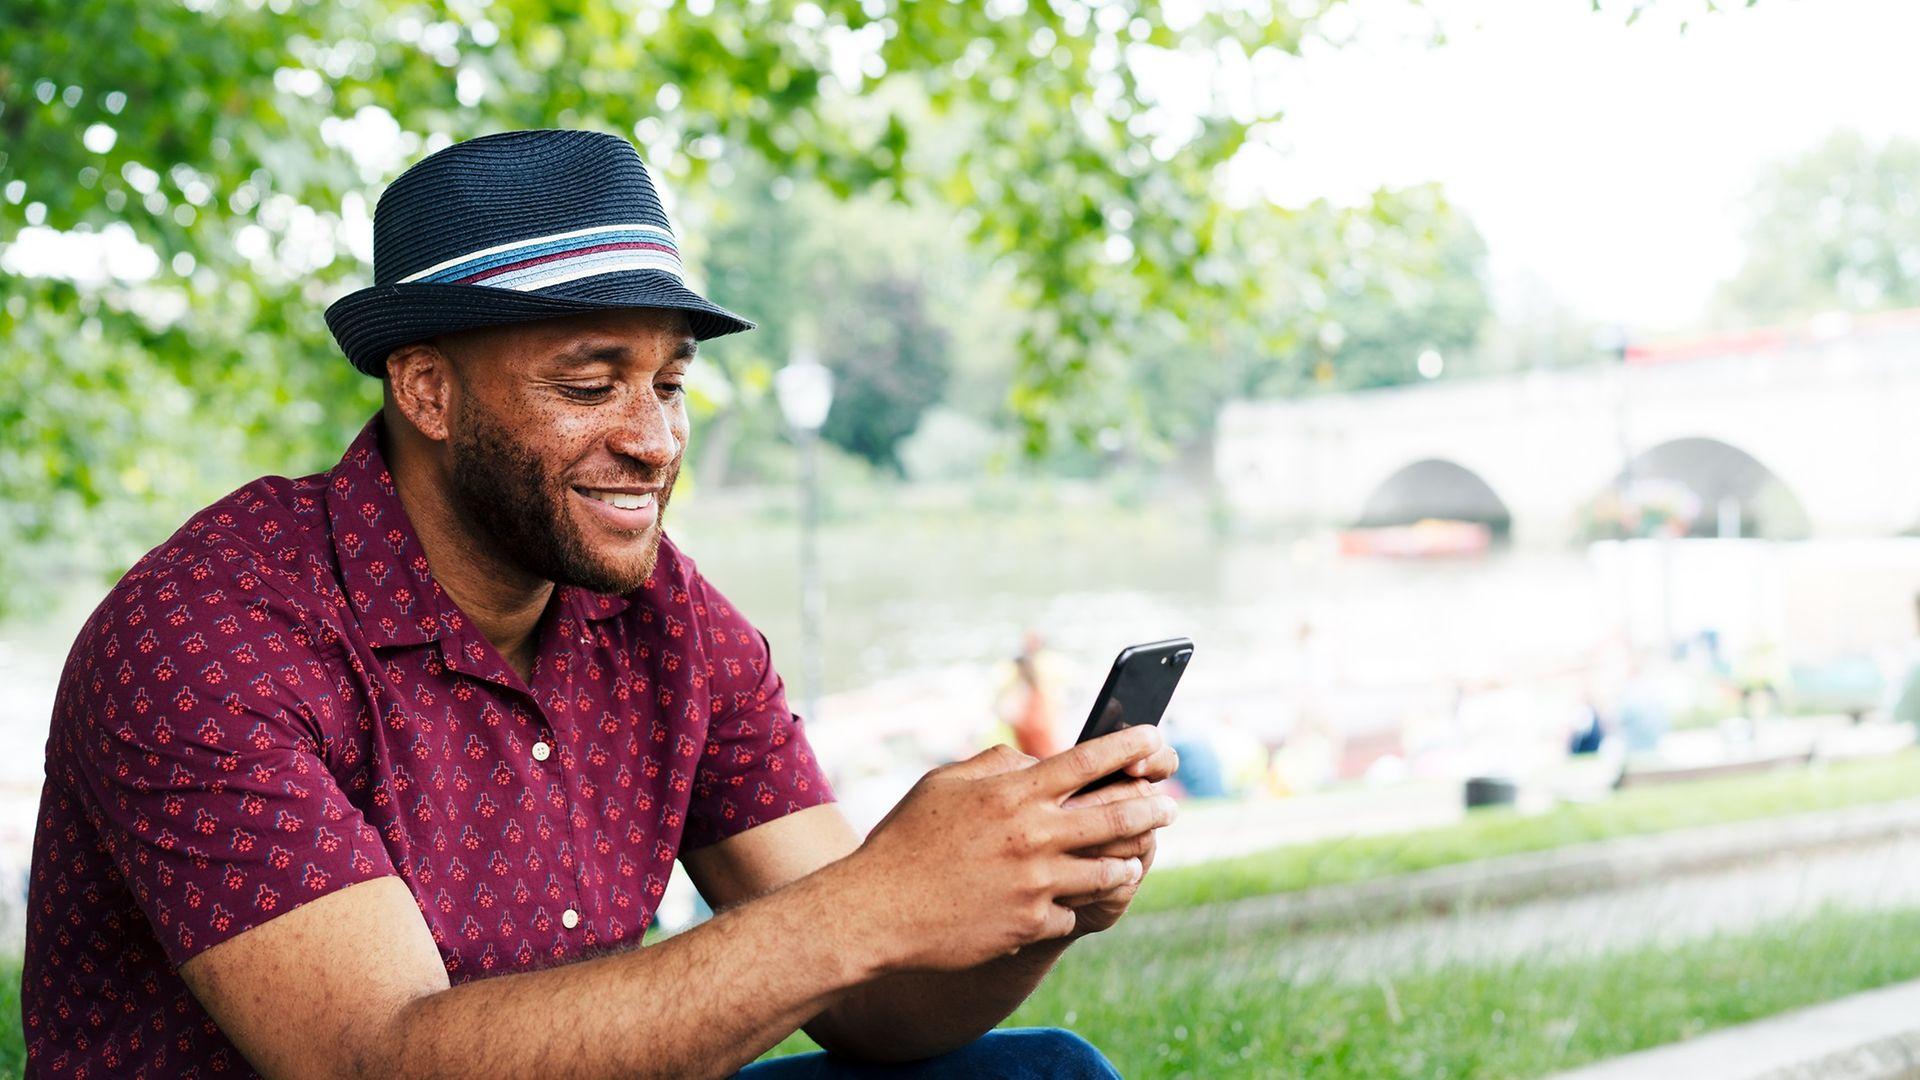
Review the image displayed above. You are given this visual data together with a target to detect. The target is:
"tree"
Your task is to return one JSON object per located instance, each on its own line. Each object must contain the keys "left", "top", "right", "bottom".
{"left": 1103, "top": 184, "right": 1493, "bottom": 454}
{"left": 1719, "top": 130, "right": 1920, "bottom": 322}
{"left": 693, "top": 152, "right": 984, "bottom": 483}
{"left": 817, "top": 273, "right": 950, "bottom": 472}
{"left": 5, "top": 0, "right": 1377, "bottom": 611}
{"left": 1311, "top": 187, "right": 1492, "bottom": 392}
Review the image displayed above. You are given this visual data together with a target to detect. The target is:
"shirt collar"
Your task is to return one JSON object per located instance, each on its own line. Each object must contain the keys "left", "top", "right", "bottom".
{"left": 324, "top": 414, "right": 631, "bottom": 654}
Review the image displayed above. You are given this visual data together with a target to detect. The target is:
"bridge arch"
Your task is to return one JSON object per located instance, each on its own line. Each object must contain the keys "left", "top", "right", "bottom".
{"left": 1356, "top": 458, "right": 1513, "bottom": 537}
{"left": 1606, "top": 436, "right": 1812, "bottom": 539}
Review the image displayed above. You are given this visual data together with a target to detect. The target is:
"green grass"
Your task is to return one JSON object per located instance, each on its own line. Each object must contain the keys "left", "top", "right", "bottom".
{"left": 1130, "top": 750, "right": 1920, "bottom": 915}
{"left": 1008, "top": 903, "right": 1920, "bottom": 1078}
{"left": 0, "top": 955, "right": 18, "bottom": 1080}
{"left": 20, "top": 753, "right": 1920, "bottom": 1076}
{"left": 18, "top": 904, "right": 1920, "bottom": 1078}
{"left": 767, "top": 904, "right": 1920, "bottom": 1077}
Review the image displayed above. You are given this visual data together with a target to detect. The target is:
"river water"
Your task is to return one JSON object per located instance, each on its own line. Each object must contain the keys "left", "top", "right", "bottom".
{"left": 671, "top": 497, "right": 1920, "bottom": 743}
{"left": 7, "top": 497, "right": 1920, "bottom": 797}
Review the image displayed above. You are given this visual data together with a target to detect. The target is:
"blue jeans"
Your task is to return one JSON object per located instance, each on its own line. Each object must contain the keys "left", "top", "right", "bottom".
{"left": 734, "top": 1028, "right": 1122, "bottom": 1079}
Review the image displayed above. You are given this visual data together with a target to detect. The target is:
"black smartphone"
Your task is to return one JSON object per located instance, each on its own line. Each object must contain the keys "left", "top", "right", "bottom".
{"left": 1073, "top": 638, "right": 1195, "bottom": 791}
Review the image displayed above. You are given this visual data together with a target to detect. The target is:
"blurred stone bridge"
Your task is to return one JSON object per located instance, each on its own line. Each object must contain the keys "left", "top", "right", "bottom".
{"left": 1215, "top": 311, "right": 1920, "bottom": 546}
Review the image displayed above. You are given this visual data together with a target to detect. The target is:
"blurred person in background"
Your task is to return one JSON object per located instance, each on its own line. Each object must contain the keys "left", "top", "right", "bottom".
{"left": 1617, "top": 653, "right": 1677, "bottom": 753}
{"left": 1892, "top": 592, "right": 1920, "bottom": 726}
{"left": 22, "top": 130, "right": 1182, "bottom": 1079}
{"left": 995, "top": 629, "right": 1072, "bottom": 760}
{"left": 1734, "top": 637, "right": 1789, "bottom": 727}
{"left": 1159, "top": 721, "right": 1230, "bottom": 800}
{"left": 1567, "top": 697, "right": 1607, "bottom": 756}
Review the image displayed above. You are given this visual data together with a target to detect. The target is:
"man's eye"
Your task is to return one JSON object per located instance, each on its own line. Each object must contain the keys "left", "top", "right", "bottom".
{"left": 658, "top": 382, "right": 685, "bottom": 397}
{"left": 561, "top": 385, "right": 614, "bottom": 401}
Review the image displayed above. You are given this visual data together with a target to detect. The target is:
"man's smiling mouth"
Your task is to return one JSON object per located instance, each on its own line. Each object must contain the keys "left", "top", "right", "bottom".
{"left": 570, "top": 485, "right": 663, "bottom": 534}
{"left": 578, "top": 488, "right": 655, "bottom": 511}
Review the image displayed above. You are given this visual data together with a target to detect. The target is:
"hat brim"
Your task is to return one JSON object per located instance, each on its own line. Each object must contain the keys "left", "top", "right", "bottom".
{"left": 324, "top": 269, "right": 754, "bottom": 377}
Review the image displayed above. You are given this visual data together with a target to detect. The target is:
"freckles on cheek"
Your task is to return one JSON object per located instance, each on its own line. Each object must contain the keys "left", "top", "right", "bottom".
{"left": 505, "top": 394, "right": 569, "bottom": 434}
{"left": 516, "top": 413, "right": 600, "bottom": 473}
{"left": 526, "top": 402, "right": 600, "bottom": 445}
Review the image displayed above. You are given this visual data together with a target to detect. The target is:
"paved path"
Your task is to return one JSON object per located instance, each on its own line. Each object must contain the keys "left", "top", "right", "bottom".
{"left": 1136, "top": 797, "right": 1920, "bottom": 935}
{"left": 1551, "top": 978, "right": 1920, "bottom": 1080}
{"left": 1277, "top": 831, "right": 1920, "bottom": 982}
{"left": 1108, "top": 800, "right": 1920, "bottom": 985}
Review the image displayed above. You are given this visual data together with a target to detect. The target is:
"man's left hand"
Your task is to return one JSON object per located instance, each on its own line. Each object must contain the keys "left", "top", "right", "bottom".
{"left": 1057, "top": 740, "right": 1180, "bottom": 937}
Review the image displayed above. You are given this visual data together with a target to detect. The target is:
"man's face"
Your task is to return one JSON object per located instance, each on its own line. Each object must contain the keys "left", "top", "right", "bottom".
{"left": 434, "top": 308, "right": 695, "bottom": 595}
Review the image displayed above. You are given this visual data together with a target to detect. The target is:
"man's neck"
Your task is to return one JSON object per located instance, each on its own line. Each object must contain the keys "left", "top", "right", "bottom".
{"left": 380, "top": 413, "right": 552, "bottom": 681}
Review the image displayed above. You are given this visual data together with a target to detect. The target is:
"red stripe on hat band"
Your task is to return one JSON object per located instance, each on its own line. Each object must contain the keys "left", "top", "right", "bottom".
{"left": 457, "top": 240, "right": 680, "bottom": 285}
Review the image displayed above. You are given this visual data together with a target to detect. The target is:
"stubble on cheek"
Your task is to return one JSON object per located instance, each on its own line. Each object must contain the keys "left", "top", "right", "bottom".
{"left": 449, "top": 380, "right": 692, "bottom": 596}
{"left": 545, "top": 417, "right": 689, "bottom": 593}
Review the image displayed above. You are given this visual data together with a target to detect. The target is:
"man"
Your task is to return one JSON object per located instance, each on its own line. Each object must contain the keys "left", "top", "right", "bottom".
{"left": 22, "top": 129, "right": 1178, "bottom": 1078}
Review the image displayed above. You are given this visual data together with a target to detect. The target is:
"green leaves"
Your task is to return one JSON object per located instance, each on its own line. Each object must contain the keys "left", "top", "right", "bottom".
{"left": 0, "top": 0, "right": 1491, "bottom": 610}
{"left": 1718, "top": 130, "right": 1920, "bottom": 322}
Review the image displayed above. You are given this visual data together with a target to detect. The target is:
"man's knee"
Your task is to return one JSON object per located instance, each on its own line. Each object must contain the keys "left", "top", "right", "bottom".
{"left": 973, "top": 1027, "right": 1120, "bottom": 1079}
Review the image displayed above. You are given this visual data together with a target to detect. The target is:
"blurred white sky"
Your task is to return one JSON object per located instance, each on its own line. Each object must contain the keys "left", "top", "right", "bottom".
{"left": 1238, "top": 0, "right": 1920, "bottom": 330}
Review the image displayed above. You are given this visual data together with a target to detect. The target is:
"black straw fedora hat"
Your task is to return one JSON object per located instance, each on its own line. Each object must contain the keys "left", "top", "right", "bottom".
{"left": 324, "top": 129, "right": 752, "bottom": 376}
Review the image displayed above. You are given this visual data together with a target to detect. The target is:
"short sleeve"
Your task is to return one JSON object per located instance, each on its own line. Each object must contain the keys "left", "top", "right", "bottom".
{"left": 50, "top": 553, "right": 397, "bottom": 967}
{"left": 679, "top": 567, "right": 835, "bottom": 851}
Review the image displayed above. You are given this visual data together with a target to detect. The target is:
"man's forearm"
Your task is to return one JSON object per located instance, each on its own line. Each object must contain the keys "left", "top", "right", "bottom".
{"left": 804, "top": 931, "right": 1080, "bottom": 1063}
{"left": 373, "top": 859, "right": 880, "bottom": 1080}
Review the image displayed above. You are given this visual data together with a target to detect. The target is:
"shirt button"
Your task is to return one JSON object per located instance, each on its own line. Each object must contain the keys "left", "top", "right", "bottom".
{"left": 561, "top": 908, "right": 580, "bottom": 930}
{"left": 531, "top": 741, "right": 551, "bottom": 763}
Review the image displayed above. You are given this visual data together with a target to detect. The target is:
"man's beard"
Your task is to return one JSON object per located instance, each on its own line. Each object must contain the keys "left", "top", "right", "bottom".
{"left": 446, "top": 399, "right": 672, "bottom": 596}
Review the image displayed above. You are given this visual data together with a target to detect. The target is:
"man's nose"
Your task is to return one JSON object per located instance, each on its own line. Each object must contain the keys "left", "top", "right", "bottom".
{"left": 605, "top": 396, "right": 680, "bottom": 468}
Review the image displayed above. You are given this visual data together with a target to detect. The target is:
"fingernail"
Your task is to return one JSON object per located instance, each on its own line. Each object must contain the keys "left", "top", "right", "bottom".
{"left": 1156, "top": 795, "right": 1179, "bottom": 820}
{"left": 1127, "top": 857, "right": 1144, "bottom": 882}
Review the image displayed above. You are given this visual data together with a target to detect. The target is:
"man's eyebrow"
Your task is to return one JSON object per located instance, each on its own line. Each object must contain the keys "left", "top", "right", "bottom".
{"left": 545, "top": 337, "right": 696, "bottom": 369}
{"left": 548, "top": 342, "right": 632, "bottom": 368}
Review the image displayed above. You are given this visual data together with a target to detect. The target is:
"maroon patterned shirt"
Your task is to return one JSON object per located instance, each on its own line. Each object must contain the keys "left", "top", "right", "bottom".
{"left": 22, "top": 415, "right": 834, "bottom": 1077}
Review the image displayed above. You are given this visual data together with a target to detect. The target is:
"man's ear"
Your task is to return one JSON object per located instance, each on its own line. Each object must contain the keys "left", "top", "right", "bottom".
{"left": 384, "top": 341, "right": 458, "bottom": 443}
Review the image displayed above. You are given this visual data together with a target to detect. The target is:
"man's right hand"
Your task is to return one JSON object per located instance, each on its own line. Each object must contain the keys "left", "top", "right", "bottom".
{"left": 843, "top": 725, "right": 1177, "bottom": 973}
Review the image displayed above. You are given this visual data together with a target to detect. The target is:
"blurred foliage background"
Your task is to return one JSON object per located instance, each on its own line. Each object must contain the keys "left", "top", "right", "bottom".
{"left": 2, "top": 0, "right": 1842, "bottom": 617}
{"left": 0, "top": 0, "right": 1507, "bottom": 615}
{"left": 1717, "top": 130, "right": 1920, "bottom": 321}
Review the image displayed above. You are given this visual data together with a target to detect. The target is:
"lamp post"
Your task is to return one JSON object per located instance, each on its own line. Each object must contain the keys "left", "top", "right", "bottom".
{"left": 774, "top": 345, "right": 834, "bottom": 725}
{"left": 1595, "top": 323, "right": 1668, "bottom": 652}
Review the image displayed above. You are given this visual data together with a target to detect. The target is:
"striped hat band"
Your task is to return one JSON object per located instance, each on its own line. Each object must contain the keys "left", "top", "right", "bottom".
{"left": 398, "top": 222, "right": 683, "bottom": 292}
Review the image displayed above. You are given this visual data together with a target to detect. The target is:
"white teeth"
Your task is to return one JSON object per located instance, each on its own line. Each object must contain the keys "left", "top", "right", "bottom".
{"left": 582, "top": 489, "right": 654, "bottom": 511}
